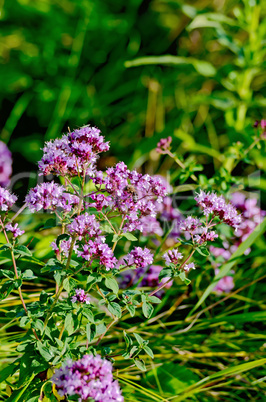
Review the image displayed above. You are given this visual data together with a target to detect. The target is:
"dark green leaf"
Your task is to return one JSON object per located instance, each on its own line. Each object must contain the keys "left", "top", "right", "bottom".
{"left": 105, "top": 277, "right": 119, "bottom": 294}
{"left": 108, "top": 302, "right": 122, "bottom": 318}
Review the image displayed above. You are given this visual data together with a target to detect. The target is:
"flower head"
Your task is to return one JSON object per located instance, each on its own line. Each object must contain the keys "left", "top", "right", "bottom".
{"left": 71, "top": 288, "right": 90, "bottom": 304}
{"left": 68, "top": 213, "right": 101, "bottom": 240}
{"left": 124, "top": 247, "right": 153, "bottom": 269}
{"left": 156, "top": 136, "right": 172, "bottom": 153}
{"left": 5, "top": 222, "right": 24, "bottom": 238}
{"left": 163, "top": 249, "right": 183, "bottom": 266}
{"left": 39, "top": 126, "right": 109, "bottom": 177}
{"left": 51, "top": 354, "right": 124, "bottom": 402}
{"left": 195, "top": 190, "right": 241, "bottom": 230}
{"left": 0, "top": 188, "right": 17, "bottom": 211}
{"left": 25, "top": 182, "right": 79, "bottom": 212}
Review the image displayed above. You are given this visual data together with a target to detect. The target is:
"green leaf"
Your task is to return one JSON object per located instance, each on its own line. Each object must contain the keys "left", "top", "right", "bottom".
{"left": 63, "top": 277, "right": 76, "bottom": 293}
{"left": 22, "top": 269, "right": 37, "bottom": 280}
{"left": 142, "top": 302, "right": 154, "bottom": 318}
{"left": 143, "top": 345, "right": 154, "bottom": 359}
{"left": 126, "top": 304, "right": 135, "bottom": 317}
{"left": 158, "top": 267, "right": 173, "bottom": 282}
{"left": 107, "top": 302, "right": 122, "bottom": 318}
{"left": 147, "top": 295, "right": 161, "bottom": 304}
{"left": 125, "top": 55, "right": 216, "bottom": 77}
{"left": 86, "top": 323, "right": 96, "bottom": 343}
{"left": 123, "top": 232, "right": 138, "bottom": 241}
{"left": 36, "top": 341, "right": 54, "bottom": 362}
{"left": 133, "top": 333, "right": 144, "bottom": 345}
{"left": 100, "top": 223, "right": 114, "bottom": 233}
{"left": 64, "top": 313, "right": 74, "bottom": 335}
{"left": 87, "top": 273, "right": 102, "bottom": 286}
{"left": 189, "top": 217, "right": 266, "bottom": 315}
{"left": 96, "top": 322, "right": 106, "bottom": 336}
{"left": 14, "top": 245, "right": 32, "bottom": 257}
{"left": 105, "top": 277, "right": 119, "bottom": 294}
{"left": 82, "top": 308, "right": 95, "bottom": 323}
{"left": 195, "top": 246, "right": 209, "bottom": 257}
{"left": 32, "top": 319, "right": 44, "bottom": 334}
{"left": 112, "top": 234, "right": 120, "bottom": 243}
{"left": 178, "top": 271, "right": 191, "bottom": 285}
{"left": 0, "top": 362, "right": 19, "bottom": 382}
{"left": 134, "top": 359, "right": 146, "bottom": 371}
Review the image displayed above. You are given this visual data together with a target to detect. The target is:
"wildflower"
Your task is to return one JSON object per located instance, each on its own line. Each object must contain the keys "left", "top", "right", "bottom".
{"left": 25, "top": 182, "right": 79, "bottom": 212}
{"left": 51, "top": 354, "right": 124, "bottom": 402}
{"left": 39, "top": 126, "right": 109, "bottom": 177}
{"left": 183, "top": 262, "right": 196, "bottom": 272}
{"left": 71, "top": 288, "right": 90, "bottom": 304}
{"left": 156, "top": 136, "right": 172, "bottom": 153}
{"left": 163, "top": 249, "right": 183, "bottom": 266}
{"left": 0, "top": 141, "right": 12, "bottom": 187}
{"left": 51, "top": 238, "right": 76, "bottom": 258}
{"left": 76, "top": 239, "right": 117, "bottom": 270}
{"left": 68, "top": 213, "right": 101, "bottom": 240}
{"left": 5, "top": 222, "right": 24, "bottom": 238}
{"left": 195, "top": 190, "right": 241, "bottom": 230}
{"left": 179, "top": 216, "right": 201, "bottom": 233}
{"left": 124, "top": 247, "right": 153, "bottom": 269}
{"left": 0, "top": 187, "right": 17, "bottom": 211}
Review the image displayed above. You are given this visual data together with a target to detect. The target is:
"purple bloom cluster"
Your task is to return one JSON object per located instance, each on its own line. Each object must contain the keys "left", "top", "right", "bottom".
{"left": 156, "top": 136, "right": 172, "bottom": 153}
{"left": 124, "top": 247, "right": 154, "bottom": 269}
{"left": 25, "top": 182, "right": 79, "bottom": 212}
{"left": 51, "top": 238, "right": 75, "bottom": 258}
{"left": 39, "top": 126, "right": 109, "bottom": 177}
{"left": 0, "top": 187, "right": 17, "bottom": 211}
{"left": 76, "top": 238, "right": 117, "bottom": 270}
{"left": 51, "top": 354, "right": 124, "bottom": 402}
{"left": 179, "top": 216, "right": 218, "bottom": 245}
{"left": 68, "top": 213, "right": 101, "bottom": 240}
{"left": 5, "top": 222, "right": 24, "bottom": 238}
{"left": 195, "top": 190, "right": 241, "bottom": 230}
{"left": 71, "top": 288, "right": 90, "bottom": 304}
{"left": 0, "top": 141, "right": 12, "bottom": 187}
{"left": 94, "top": 162, "right": 167, "bottom": 233}
{"left": 163, "top": 249, "right": 183, "bottom": 265}
{"left": 184, "top": 262, "right": 196, "bottom": 272}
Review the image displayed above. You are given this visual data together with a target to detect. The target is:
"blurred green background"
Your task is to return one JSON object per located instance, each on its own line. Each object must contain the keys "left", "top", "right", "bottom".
{"left": 0, "top": 0, "right": 265, "bottom": 180}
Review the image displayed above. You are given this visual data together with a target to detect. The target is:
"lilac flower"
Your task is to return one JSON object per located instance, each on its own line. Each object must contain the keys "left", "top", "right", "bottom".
{"left": 76, "top": 239, "right": 117, "bottom": 270}
{"left": 0, "top": 141, "right": 12, "bottom": 187}
{"left": 156, "top": 136, "right": 172, "bottom": 153}
{"left": 195, "top": 190, "right": 241, "bottom": 230}
{"left": 25, "top": 182, "right": 79, "bottom": 212}
{"left": 163, "top": 249, "right": 183, "bottom": 265}
{"left": 68, "top": 213, "right": 101, "bottom": 240}
{"left": 39, "top": 126, "right": 109, "bottom": 177}
{"left": 5, "top": 223, "right": 24, "bottom": 238}
{"left": 71, "top": 288, "right": 90, "bottom": 304}
{"left": 0, "top": 188, "right": 17, "bottom": 211}
{"left": 51, "top": 354, "right": 124, "bottom": 402}
{"left": 194, "top": 228, "right": 218, "bottom": 244}
{"left": 179, "top": 216, "right": 201, "bottom": 233}
{"left": 124, "top": 247, "right": 153, "bottom": 269}
{"left": 51, "top": 238, "right": 76, "bottom": 258}
{"left": 183, "top": 262, "right": 196, "bottom": 272}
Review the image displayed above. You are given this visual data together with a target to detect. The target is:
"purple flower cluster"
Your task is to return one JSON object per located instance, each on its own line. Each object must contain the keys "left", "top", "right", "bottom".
{"left": 195, "top": 190, "right": 241, "bottom": 230}
{"left": 180, "top": 216, "right": 218, "bottom": 245}
{"left": 94, "top": 162, "right": 167, "bottom": 233}
{"left": 71, "top": 288, "right": 90, "bottom": 304}
{"left": 124, "top": 247, "right": 154, "bottom": 269}
{"left": 51, "top": 238, "right": 74, "bottom": 258}
{"left": 25, "top": 182, "right": 79, "bottom": 212}
{"left": 68, "top": 213, "right": 101, "bottom": 240}
{"left": 213, "top": 268, "right": 234, "bottom": 294}
{"left": 0, "top": 141, "right": 12, "bottom": 187}
{"left": 51, "top": 354, "right": 124, "bottom": 402}
{"left": 39, "top": 126, "right": 109, "bottom": 177}
{"left": 5, "top": 222, "right": 24, "bottom": 238}
{"left": 156, "top": 136, "right": 172, "bottom": 153}
{"left": 163, "top": 249, "right": 183, "bottom": 265}
{"left": 0, "top": 187, "right": 17, "bottom": 211}
{"left": 76, "top": 238, "right": 117, "bottom": 270}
